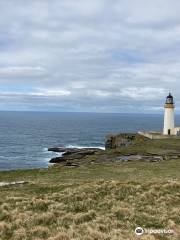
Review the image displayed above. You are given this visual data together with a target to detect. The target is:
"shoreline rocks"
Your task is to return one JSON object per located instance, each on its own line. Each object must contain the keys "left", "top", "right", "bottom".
{"left": 48, "top": 147, "right": 102, "bottom": 153}
{"left": 49, "top": 147, "right": 104, "bottom": 163}
{"left": 115, "top": 154, "right": 164, "bottom": 162}
{"left": 48, "top": 133, "right": 180, "bottom": 166}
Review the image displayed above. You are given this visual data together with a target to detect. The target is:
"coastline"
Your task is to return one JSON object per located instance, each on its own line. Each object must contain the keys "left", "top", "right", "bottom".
{"left": 0, "top": 111, "right": 166, "bottom": 171}
{"left": 2, "top": 133, "right": 180, "bottom": 171}
{"left": 1, "top": 136, "right": 180, "bottom": 239}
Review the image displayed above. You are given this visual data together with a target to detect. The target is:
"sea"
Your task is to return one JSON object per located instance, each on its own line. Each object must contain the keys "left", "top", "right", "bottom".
{"left": 0, "top": 111, "right": 177, "bottom": 171}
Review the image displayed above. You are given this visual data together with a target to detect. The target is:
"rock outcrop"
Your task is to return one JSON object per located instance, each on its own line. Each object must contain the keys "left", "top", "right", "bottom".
{"left": 48, "top": 133, "right": 180, "bottom": 167}
{"left": 105, "top": 133, "right": 147, "bottom": 150}
{"left": 0, "top": 181, "right": 28, "bottom": 187}
{"left": 49, "top": 147, "right": 103, "bottom": 163}
{"left": 48, "top": 147, "right": 71, "bottom": 153}
{"left": 115, "top": 154, "right": 164, "bottom": 162}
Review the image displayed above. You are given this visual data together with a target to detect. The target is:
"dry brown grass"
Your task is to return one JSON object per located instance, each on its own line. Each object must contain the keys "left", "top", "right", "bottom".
{"left": 0, "top": 179, "right": 180, "bottom": 240}
{"left": 0, "top": 157, "right": 180, "bottom": 240}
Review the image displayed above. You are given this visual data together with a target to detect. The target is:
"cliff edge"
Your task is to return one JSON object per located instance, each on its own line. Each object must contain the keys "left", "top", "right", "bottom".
{"left": 105, "top": 133, "right": 147, "bottom": 150}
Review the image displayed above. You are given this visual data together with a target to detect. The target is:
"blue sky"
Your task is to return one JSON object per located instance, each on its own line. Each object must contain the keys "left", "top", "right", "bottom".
{"left": 1, "top": 0, "right": 180, "bottom": 112}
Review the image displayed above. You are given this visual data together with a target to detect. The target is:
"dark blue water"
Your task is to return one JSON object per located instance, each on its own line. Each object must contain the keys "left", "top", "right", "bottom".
{"left": 0, "top": 111, "right": 175, "bottom": 171}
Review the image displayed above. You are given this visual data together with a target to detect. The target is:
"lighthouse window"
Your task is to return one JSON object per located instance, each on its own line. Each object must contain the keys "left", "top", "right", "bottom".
{"left": 166, "top": 93, "right": 174, "bottom": 104}
{"left": 166, "top": 98, "right": 173, "bottom": 104}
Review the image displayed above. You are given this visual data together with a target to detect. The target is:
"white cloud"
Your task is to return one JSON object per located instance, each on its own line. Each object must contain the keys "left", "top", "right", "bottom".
{"left": 0, "top": 88, "right": 71, "bottom": 97}
{"left": 120, "top": 87, "right": 166, "bottom": 100}
{"left": 0, "top": 0, "right": 180, "bottom": 112}
{"left": 62, "top": 0, "right": 105, "bottom": 16}
{"left": 33, "top": 89, "right": 71, "bottom": 97}
{"left": 115, "top": 0, "right": 180, "bottom": 26}
{"left": 0, "top": 66, "right": 46, "bottom": 76}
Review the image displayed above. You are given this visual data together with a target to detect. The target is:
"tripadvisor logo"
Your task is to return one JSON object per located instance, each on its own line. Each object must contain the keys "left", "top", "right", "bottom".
{"left": 135, "top": 227, "right": 174, "bottom": 236}
{"left": 135, "top": 227, "right": 144, "bottom": 236}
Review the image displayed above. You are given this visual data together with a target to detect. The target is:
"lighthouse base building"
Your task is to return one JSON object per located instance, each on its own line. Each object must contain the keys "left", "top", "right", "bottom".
{"left": 139, "top": 93, "right": 180, "bottom": 139}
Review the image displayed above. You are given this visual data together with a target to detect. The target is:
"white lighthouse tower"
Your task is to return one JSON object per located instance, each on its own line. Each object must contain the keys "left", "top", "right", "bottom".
{"left": 163, "top": 93, "right": 175, "bottom": 135}
{"left": 139, "top": 93, "right": 180, "bottom": 139}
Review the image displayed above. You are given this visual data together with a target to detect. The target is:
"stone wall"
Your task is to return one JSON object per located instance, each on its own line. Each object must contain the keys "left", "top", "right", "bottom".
{"left": 138, "top": 131, "right": 180, "bottom": 139}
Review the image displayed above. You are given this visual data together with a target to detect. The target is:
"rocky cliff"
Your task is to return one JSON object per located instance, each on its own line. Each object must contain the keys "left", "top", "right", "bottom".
{"left": 105, "top": 133, "right": 147, "bottom": 150}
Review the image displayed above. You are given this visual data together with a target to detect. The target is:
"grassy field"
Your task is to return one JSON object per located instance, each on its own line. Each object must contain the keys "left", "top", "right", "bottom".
{"left": 0, "top": 139, "right": 180, "bottom": 240}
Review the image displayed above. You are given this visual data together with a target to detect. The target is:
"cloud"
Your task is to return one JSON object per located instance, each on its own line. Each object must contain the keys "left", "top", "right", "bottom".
{"left": 0, "top": 66, "right": 46, "bottom": 77}
{"left": 0, "top": 0, "right": 180, "bottom": 112}
{"left": 0, "top": 89, "right": 70, "bottom": 97}
{"left": 120, "top": 87, "right": 165, "bottom": 100}
{"left": 33, "top": 89, "right": 71, "bottom": 97}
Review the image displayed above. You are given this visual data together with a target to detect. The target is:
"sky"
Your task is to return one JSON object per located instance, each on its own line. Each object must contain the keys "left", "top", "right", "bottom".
{"left": 0, "top": 0, "right": 180, "bottom": 113}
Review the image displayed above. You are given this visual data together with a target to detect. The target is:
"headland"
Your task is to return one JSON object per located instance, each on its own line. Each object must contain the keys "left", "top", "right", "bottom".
{"left": 0, "top": 133, "right": 180, "bottom": 239}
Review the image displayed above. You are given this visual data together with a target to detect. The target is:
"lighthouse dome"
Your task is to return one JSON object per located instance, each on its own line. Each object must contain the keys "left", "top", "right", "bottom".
{"left": 166, "top": 93, "right": 174, "bottom": 104}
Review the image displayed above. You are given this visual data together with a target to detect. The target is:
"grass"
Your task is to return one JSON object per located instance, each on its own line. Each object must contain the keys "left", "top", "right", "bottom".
{"left": 107, "top": 138, "right": 180, "bottom": 156}
{"left": 0, "top": 139, "right": 180, "bottom": 240}
{"left": 0, "top": 161, "right": 180, "bottom": 240}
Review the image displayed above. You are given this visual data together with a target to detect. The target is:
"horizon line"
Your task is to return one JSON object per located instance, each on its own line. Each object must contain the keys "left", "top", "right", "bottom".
{"left": 0, "top": 110, "right": 172, "bottom": 115}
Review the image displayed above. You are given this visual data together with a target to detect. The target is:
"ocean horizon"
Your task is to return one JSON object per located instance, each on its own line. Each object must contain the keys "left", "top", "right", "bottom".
{"left": 1, "top": 111, "right": 179, "bottom": 171}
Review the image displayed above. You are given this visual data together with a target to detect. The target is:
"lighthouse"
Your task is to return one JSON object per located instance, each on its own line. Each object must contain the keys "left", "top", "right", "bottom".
{"left": 163, "top": 93, "right": 175, "bottom": 135}
{"left": 139, "top": 93, "right": 180, "bottom": 139}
